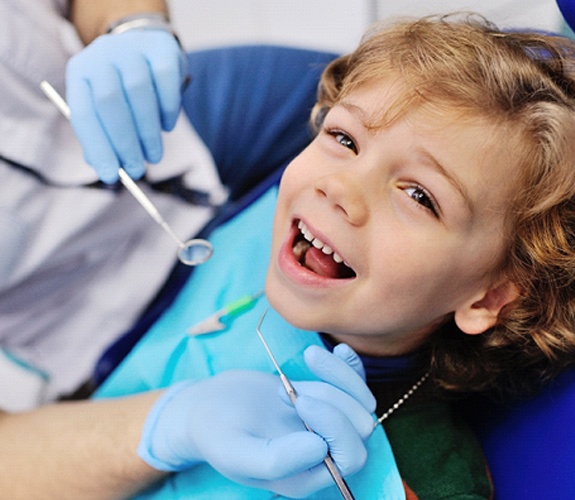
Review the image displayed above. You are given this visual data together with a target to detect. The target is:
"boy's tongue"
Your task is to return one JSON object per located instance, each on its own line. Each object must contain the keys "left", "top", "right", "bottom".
{"left": 304, "top": 246, "right": 346, "bottom": 279}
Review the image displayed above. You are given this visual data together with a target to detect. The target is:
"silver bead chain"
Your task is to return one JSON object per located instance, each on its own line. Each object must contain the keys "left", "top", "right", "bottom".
{"left": 374, "top": 370, "right": 431, "bottom": 427}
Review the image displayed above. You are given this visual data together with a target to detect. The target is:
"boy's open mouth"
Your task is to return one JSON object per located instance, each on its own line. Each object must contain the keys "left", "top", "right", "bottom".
{"left": 291, "top": 220, "right": 356, "bottom": 279}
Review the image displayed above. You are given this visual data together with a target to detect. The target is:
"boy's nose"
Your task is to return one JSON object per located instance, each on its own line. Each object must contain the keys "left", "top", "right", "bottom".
{"left": 314, "top": 172, "right": 369, "bottom": 226}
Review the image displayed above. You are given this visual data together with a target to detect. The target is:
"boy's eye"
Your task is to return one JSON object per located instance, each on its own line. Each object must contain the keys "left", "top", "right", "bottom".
{"left": 403, "top": 185, "right": 440, "bottom": 217}
{"left": 327, "top": 129, "right": 358, "bottom": 154}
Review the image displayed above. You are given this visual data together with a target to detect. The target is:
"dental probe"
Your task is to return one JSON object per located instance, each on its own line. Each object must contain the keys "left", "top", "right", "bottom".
{"left": 256, "top": 310, "right": 356, "bottom": 500}
{"left": 39, "top": 81, "right": 213, "bottom": 266}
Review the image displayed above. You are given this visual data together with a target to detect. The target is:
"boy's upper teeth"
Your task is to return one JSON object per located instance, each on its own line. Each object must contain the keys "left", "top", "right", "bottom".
{"left": 298, "top": 220, "right": 344, "bottom": 264}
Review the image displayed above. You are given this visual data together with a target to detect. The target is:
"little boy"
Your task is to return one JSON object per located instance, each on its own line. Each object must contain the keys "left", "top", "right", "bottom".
{"left": 97, "top": 13, "right": 575, "bottom": 499}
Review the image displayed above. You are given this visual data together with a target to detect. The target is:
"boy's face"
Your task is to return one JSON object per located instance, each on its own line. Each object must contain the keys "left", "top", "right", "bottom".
{"left": 266, "top": 82, "right": 520, "bottom": 356}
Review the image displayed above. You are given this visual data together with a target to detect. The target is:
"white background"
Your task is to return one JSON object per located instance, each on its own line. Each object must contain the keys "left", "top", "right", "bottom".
{"left": 168, "top": 0, "right": 566, "bottom": 54}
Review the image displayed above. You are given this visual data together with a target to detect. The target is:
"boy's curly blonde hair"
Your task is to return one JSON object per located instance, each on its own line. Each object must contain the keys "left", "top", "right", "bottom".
{"left": 312, "top": 14, "right": 575, "bottom": 396}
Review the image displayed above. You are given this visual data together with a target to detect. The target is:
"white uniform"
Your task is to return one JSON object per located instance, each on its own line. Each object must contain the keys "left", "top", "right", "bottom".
{"left": 0, "top": 0, "right": 225, "bottom": 408}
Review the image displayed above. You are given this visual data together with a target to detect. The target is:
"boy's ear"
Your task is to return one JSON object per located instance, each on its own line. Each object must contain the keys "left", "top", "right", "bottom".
{"left": 454, "top": 279, "right": 520, "bottom": 335}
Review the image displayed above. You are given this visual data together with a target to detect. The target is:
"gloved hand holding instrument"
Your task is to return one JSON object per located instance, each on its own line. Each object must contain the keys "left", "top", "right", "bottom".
{"left": 66, "top": 14, "right": 187, "bottom": 184}
{"left": 40, "top": 81, "right": 213, "bottom": 267}
{"left": 139, "top": 343, "right": 376, "bottom": 498}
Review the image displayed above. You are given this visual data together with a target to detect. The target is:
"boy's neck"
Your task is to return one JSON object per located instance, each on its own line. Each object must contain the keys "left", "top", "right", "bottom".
{"left": 320, "top": 333, "right": 430, "bottom": 383}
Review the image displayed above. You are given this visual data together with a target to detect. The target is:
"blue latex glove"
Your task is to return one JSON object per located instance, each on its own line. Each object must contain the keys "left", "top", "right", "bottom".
{"left": 138, "top": 344, "right": 376, "bottom": 498}
{"left": 66, "top": 29, "right": 185, "bottom": 183}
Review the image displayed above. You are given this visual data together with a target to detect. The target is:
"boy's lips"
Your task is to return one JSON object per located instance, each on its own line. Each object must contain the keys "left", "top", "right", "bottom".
{"left": 277, "top": 219, "right": 356, "bottom": 285}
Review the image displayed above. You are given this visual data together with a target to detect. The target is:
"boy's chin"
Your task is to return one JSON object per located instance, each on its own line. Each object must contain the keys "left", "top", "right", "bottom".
{"left": 264, "top": 279, "right": 313, "bottom": 330}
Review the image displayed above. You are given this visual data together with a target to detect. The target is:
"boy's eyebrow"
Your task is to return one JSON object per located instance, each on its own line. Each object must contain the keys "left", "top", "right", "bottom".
{"left": 418, "top": 149, "right": 474, "bottom": 214}
{"left": 340, "top": 101, "right": 370, "bottom": 125}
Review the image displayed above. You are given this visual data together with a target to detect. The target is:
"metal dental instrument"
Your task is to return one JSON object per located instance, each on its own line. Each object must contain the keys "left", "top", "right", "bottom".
{"left": 256, "top": 310, "right": 356, "bottom": 500}
{"left": 39, "top": 81, "right": 213, "bottom": 266}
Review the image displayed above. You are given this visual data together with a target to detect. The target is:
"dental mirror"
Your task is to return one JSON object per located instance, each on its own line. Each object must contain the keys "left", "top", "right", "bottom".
{"left": 40, "top": 80, "right": 213, "bottom": 267}
{"left": 178, "top": 238, "right": 214, "bottom": 266}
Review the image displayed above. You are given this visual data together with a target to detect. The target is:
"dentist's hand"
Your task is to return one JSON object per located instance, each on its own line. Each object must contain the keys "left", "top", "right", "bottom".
{"left": 138, "top": 344, "right": 376, "bottom": 498}
{"left": 66, "top": 29, "right": 186, "bottom": 184}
